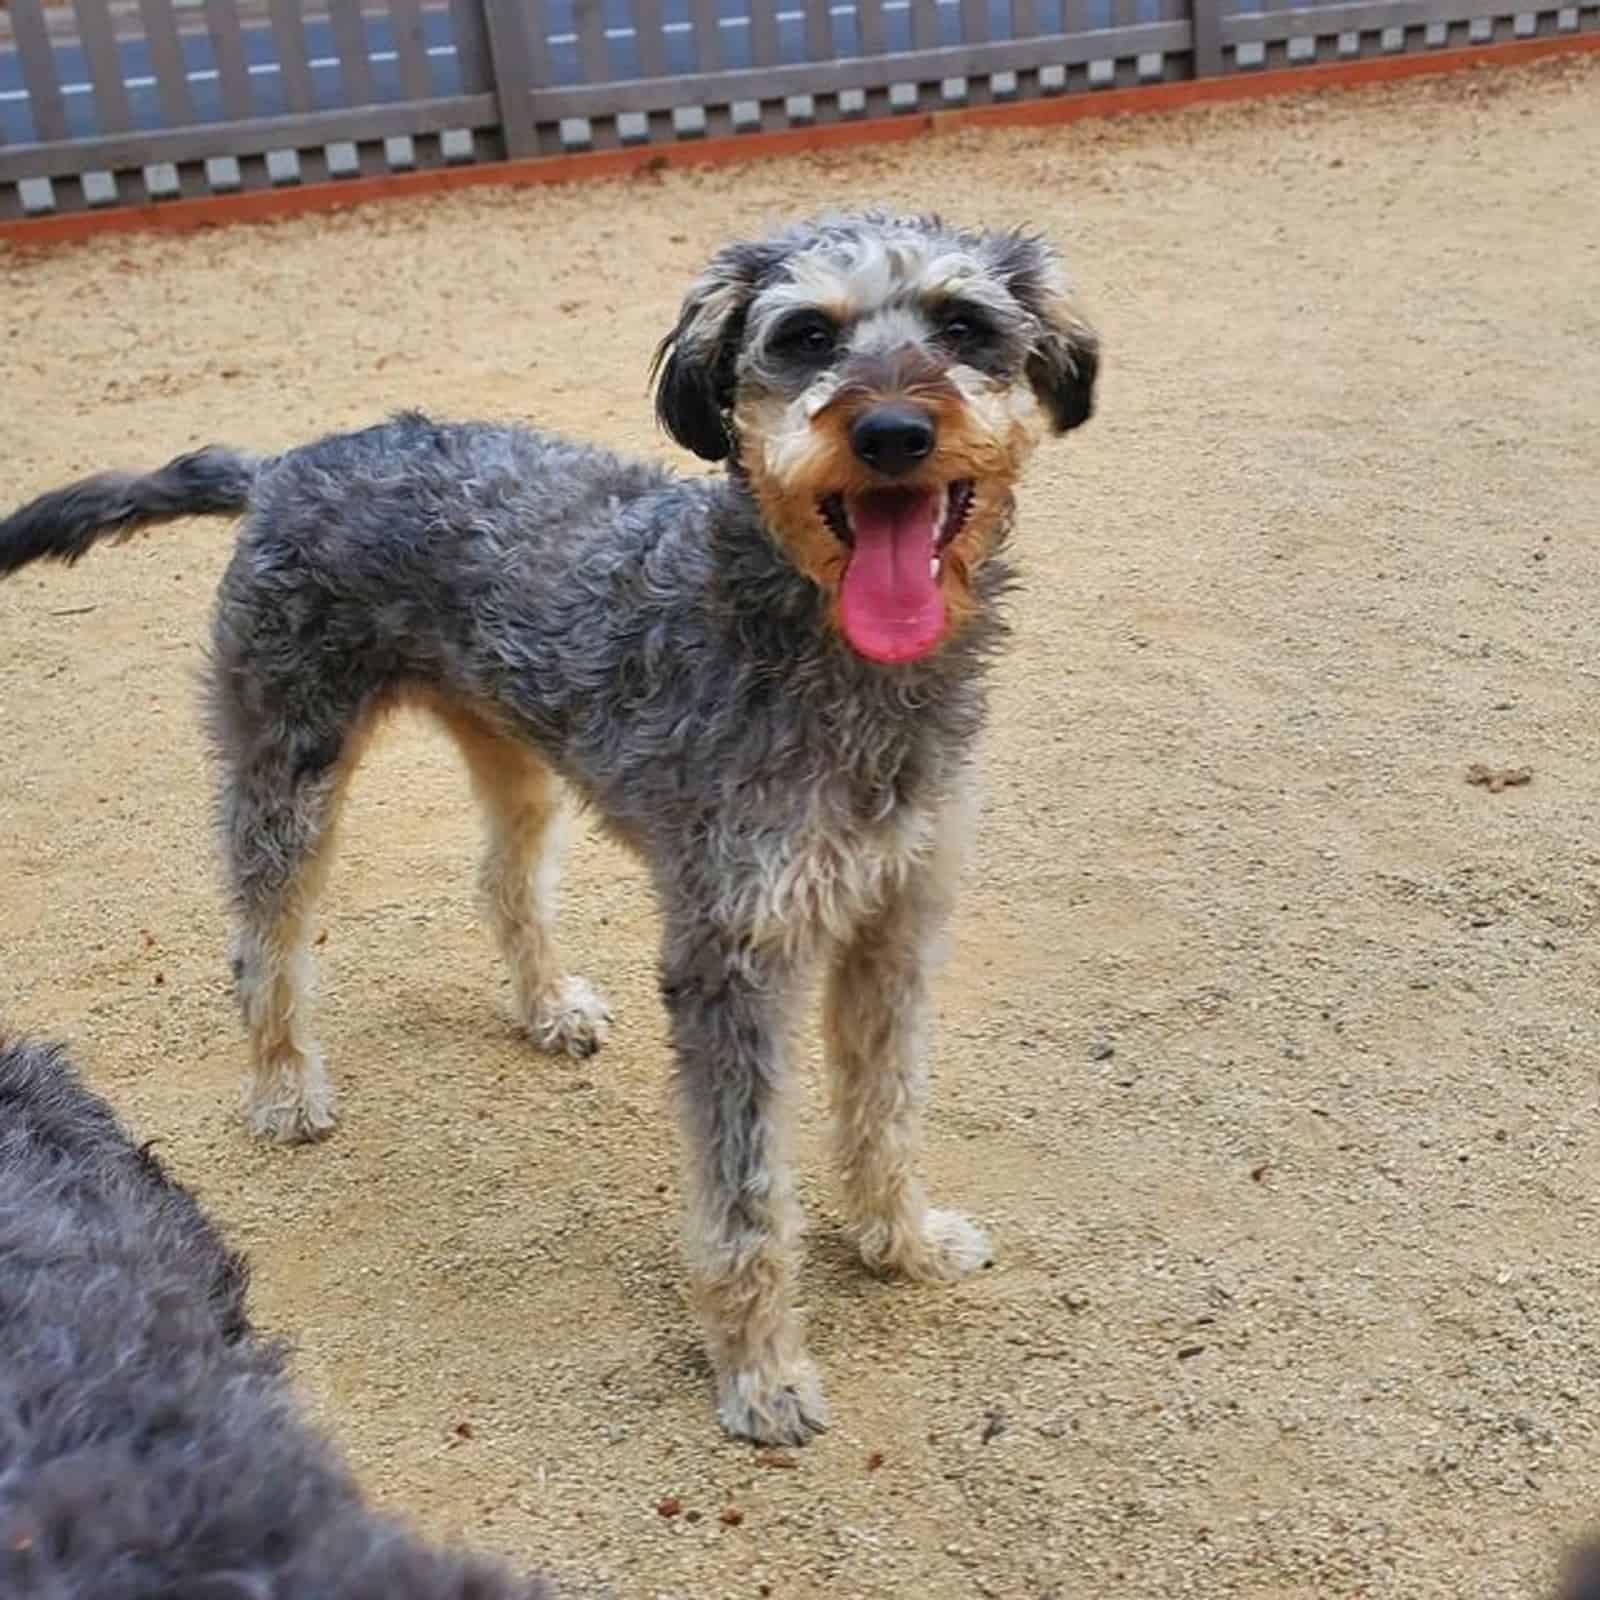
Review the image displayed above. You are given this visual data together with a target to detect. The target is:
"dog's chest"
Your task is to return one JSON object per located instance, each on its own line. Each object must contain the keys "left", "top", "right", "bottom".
{"left": 737, "top": 789, "right": 939, "bottom": 955}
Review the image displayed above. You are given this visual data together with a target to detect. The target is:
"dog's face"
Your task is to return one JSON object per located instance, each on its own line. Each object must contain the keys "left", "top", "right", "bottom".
{"left": 653, "top": 213, "right": 1098, "bottom": 663}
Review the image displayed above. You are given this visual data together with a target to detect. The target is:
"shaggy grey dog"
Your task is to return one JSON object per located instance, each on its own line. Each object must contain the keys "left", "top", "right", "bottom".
{"left": 0, "top": 1032, "right": 556, "bottom": 1599}
{"left": 0, "top": 210, "right": 1099, "bottom": 1445}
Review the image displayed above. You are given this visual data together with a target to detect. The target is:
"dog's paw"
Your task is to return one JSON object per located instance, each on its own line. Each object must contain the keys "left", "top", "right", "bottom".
{"left": 919, "top": 1208, "right": 994, "bottom": 1277}
{"left": 717, "top": 1362, "right": 830, "bottom": 1447}
{"left": 860, "top": 1208, "right": 993, "bottom": 1282}
{"left": 525, "top": 976, "right": 613, "bottom": 1059}
{"left": 243, "top": 1055, "right": 338, "bottom": 1145}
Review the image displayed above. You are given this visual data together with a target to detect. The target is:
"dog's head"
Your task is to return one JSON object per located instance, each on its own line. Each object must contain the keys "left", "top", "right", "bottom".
{"left": 652, "top": 212, "right": 1098, "bottom": 664}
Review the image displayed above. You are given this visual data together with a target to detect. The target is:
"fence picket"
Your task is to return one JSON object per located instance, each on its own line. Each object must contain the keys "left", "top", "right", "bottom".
{"left": 1010, "top": 0, "right": 1037, "bottom": 38}
{"left": 691, "top": 0, "right": 724, "bottom": 70}
{"left": 329, "top": 0, "right": 380, "bottom": 107}
{"left": 138, "top": 0, "right": 199, "bottom": 127}
{"left": 961, "top": 0, "right": 992, "bottom": 44}
{"left": 750, "top": 0, "right": 784, "bottom": 66}
{"left": 266, "top": 0, "right": 318, "bottom": 114}
{"left": 857, "top": 0, "right": 889, "bottom": 54}
{"left": 203, "top": 0, "right": 258, "bottom": 121}
{"left": 76, "top": 0, "right": 134, "bottom": 135}
{"left": 633, "top": 0, "right": 670, "bottom": 77}
{"left": 575, "top": 0, "right": 612, "bottom": 82}
{"left": 9, "top": 0, "right": 68, "bottom": 145}
{"left": 804, "top": 0, "right": 834, "bottom": 60}
{"left": 911, "top": 0, "right": 941, "bottom": 51}
{"left": 448, "top": 0, "right": 496, "bottom": 92}
{"left": 388, "top": 0, "right": 437, "bottom": 100}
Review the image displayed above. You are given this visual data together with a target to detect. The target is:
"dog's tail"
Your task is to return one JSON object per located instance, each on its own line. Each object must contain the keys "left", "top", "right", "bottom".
{"left": 0, "top": 445, "right": 261, "bottom": 577}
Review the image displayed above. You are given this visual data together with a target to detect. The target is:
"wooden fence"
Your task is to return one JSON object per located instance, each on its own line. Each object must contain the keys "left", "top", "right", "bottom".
{"left": 0, "top": 0, "right": 1595, "bottom": 219}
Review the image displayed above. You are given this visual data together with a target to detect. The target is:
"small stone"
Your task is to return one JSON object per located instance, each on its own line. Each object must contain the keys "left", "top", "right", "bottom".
{"left": 1089, "top": 1039, "right": 1115, "bottom": 1062}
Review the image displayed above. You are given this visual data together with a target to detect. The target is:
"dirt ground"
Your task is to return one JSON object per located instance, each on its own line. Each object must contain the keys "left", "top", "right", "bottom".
{"left": 3, "top": 53, "right": 1599, "bottom": 1600}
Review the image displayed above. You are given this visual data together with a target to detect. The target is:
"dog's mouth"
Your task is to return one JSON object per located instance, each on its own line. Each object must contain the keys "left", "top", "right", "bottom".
{"left": 819, "top": 481, "right": 975, "bottom": 664}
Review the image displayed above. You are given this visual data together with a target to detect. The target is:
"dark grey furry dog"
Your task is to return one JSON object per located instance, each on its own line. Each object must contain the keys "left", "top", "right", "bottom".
{"left": 0, "top": 211, "right": 1098, "bottom": 1444}
{"left": 0, "top": 1032, "right": 555, "bottom": 1599}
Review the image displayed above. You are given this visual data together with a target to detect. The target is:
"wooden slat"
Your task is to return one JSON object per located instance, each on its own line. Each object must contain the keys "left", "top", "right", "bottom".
{"left": 857, "top": 0, "right": 889, "bottom": 53}
{"left": 749, "top": 0, "right": 784, "bottom": 65}
{"left": 691, "top": 0, "right": 724, "bottom": 70}
{"left": 522, "top": 0, "right": 558, "bottom": 84}
{"left": 1063, "top": 0, "right": 1096, "bottom": 32}
{"left": 76, "top": 0, "right": 134, "bottom": 135}
{"left": 138, "top": 0, "right": 199, "bottom": 126}
{"left": 804, "top": 0, "right": 834, "bottom": 60}
{"left": 1010, "top": 0, "right": 1038, "bottom": 38}
{"left": 9, "top": 0, "right": 68, "bottom": 145}
{"left": 522, "top": 16, "right": 1191, "bottom": 114}
{"left": 388, "top": 0, "right": 437, "bottom": 100}
{"left": 961, "top": 0, "right": 992, "bottom": 44}
{"left": 1110, "top": 0, "right": 1139, "bottom": 37}
{"left": 574, "top": 0, "right": 612, "bottom": 82}
{"left": 329, "top": 0, "right": 379, "bottom": 106}
{"left": 267, "top": 0, "right": 318, "bottom": 114}
{"left": 448, "top": 0, "right": 496, "bottom": 93}
{"left": 0, "top": 93, "right": 498, "bottom": 181}
{"left": 203, "top": 0, "right": 257, "bottom": 120}
{"left": 911, "top": 0, "right": 942, "bottom": 50}
{"left": 633, "top": 0, "right": 670, "bottom": 77}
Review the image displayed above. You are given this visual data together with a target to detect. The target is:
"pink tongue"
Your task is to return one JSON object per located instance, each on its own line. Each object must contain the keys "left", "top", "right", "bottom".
{"left": 838, "top": 490, "right": 944, "bottom": 663}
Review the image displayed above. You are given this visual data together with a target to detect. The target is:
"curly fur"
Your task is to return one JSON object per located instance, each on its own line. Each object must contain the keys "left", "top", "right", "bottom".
{"left": 0, "top": 212, "right": 1098, "bottom": 1445}
{"left": 0, "top": 1033, "right": 558, "bottom": 1600}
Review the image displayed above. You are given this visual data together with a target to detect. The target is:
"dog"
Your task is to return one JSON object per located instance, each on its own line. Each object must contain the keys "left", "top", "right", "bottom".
{"left": 0, "top": 210, "right": 1099, "bottom": 1445}
{"left": 0, "top": 1031, "right": 560, "bottom": 1598}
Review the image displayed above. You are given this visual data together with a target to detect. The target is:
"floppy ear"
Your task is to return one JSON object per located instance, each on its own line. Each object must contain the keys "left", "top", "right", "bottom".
{"left": 650, "top": 241, "right": 775, "bottom": 463}
{"left": 989, "top": 229, "right": 1100, "bottom": 434}
{"left": 1026, "top": 310, "right": 1099, "bottom": 434}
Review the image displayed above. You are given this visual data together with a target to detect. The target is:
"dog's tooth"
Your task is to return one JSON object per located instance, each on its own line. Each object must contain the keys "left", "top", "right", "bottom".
{"left": 930, "top": 557, "right": 941, "bottom": 580}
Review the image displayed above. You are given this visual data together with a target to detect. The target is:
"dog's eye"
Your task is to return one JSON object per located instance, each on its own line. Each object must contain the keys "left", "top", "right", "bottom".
{"left": 936, "top": 306, "right": 994, "bottom": 355}
{"left": 772, "top": 313, "right": 837, "bottom": 361}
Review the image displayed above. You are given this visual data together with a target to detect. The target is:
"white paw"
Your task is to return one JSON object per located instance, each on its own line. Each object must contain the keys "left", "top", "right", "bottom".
{"left": 243, "top": 1053, "right": 338, "bottom": 1144}
{"left": 860, "top": 1207, "right": 994, "bottom": 1281}
{"left": 921, "top": 1208, "right": 994, "bottom": 1277}
{"left": 717, "top": 1362, "right": 829, "bottom": 1446}
{"left": 525, "top": 976, "right": 612, "bottom": 1059}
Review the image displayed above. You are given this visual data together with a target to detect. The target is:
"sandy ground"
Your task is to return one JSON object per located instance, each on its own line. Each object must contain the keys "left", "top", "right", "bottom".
{"left": 3, "top": 54, "right": 1600, "bottom": 1600}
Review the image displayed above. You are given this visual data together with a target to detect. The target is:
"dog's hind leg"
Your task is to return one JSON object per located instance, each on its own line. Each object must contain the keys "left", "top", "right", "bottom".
{"left": 216, "top": 714, "right": 373, "bottom": 1145}
{"left": 436, "top": 702, "right": 611, "bottom": 1058}
{"left": 823, "top": 786, "right": 993, "bottom": 1281}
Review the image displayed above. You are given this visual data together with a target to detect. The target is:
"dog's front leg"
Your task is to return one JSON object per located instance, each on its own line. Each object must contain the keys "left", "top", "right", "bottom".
{"left": 661, "top": 925, "right": 826, "bottom": 1446}
{"left": 823, "top": 795, "right": 994, "bottom": 1282}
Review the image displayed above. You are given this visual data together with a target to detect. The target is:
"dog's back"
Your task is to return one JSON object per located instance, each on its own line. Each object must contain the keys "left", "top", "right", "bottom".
{"left": 0, "top": 1034, "right": 556, "bottom": 1599}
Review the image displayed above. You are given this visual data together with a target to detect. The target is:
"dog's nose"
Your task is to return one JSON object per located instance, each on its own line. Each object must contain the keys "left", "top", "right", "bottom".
{"left": 849, "top": 406, "right": 936, "bottom": 478}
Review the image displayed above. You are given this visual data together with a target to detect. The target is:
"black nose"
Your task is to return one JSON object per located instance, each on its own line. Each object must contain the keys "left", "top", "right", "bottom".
{"left": 849, "top": 406, "right": 936, "bottom": 477}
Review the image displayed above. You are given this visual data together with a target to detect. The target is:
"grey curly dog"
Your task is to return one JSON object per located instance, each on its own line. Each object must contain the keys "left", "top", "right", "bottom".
{"left": 0, "top": 1031, "right": 559, "bottom": 1598}
{"left": 0, "top": 210, "right": 1099, "bottom": 1445}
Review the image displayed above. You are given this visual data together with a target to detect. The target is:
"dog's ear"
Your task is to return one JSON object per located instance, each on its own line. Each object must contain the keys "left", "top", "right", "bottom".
{"left": 1026, "top": 309, "right": 1099, "bottom": 434}
{"left": 990, "top": 230, "right": 1100, "bottom": 435}
{"left": 651, "top": 241, "right": 777, "bottom": 463}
